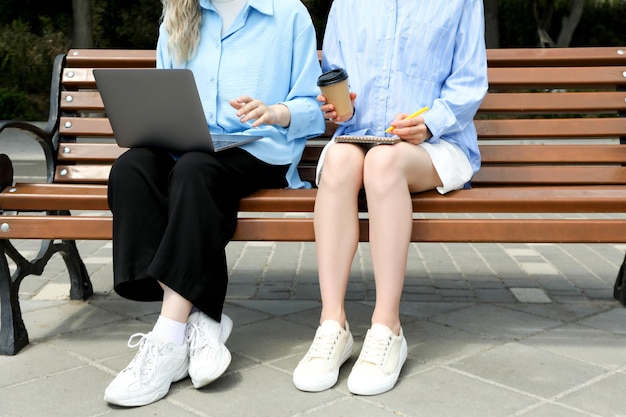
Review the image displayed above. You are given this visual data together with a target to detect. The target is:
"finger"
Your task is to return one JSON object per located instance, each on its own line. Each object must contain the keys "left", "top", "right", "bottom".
{"left": 239, "top": 101, "right": 263, "bottom": 118}
{"left": 237, "top": 95, "right": 253, "bottom": 104}
{"left": 251, "top": 110, "right": 273, "bottom": 127}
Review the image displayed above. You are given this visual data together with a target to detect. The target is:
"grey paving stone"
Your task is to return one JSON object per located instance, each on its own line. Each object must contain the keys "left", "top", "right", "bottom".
{"left": 558, "top": 372, "right": 626, "bottom": 417}
{"left": 0, "top": 366, "right": 113, "bottom": 417}
{"left": 449, "top": 342, "right": 607, "bottom": 398}
{"left": 380, "top": 367, "right": 538, "bottom": 417}
{"left": 514, "top": 403, "right": 591, "bottom": 417}
{"left": 522, "top": 323, "right": 626, "bottom": 370}
{"left": 430, "top": 304, "right": 562, "bottom": 340}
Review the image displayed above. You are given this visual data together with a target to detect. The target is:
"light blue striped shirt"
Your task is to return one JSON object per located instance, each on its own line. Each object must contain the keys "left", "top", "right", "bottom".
{"left": 322, "top": 0, "right": 488, "bottom": 175}
{"left": 157, "top": 0, "right": 325, "bottom": 189}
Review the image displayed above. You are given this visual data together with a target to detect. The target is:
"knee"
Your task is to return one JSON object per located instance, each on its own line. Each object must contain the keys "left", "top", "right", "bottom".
{"left": 170, "top": 152, "right": 220, "bottom": 189}
{"left": 319, "top": 145, "right": 364, "bottom": 191}
{"left": 110, "top": 148, "right": 155, "bottom": 184}
{"left": 363, "top": 147, "right": 405, "bottom": 194}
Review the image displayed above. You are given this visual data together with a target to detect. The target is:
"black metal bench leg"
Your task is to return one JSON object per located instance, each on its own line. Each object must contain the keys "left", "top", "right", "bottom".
{"left": 614, "top": 252, "right": 626, "bottom": 306}
{"left": 56, "top": 240, "right": 93, "bottom": 300}
{"left": 0, "top": 240, "right": 29, "bottom": 355}
{"left": 0, "top": 237, "right": 94, "bottom": 355}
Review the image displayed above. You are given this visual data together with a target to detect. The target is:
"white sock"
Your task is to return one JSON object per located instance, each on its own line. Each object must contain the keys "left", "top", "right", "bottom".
{"left": 152, "top": 315, "right": 187, "bottom": 346}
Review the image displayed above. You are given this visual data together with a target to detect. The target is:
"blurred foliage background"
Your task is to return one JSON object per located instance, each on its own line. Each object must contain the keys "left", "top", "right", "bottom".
{"left": 0, "top": 0, "right": 624, "bottom": 120}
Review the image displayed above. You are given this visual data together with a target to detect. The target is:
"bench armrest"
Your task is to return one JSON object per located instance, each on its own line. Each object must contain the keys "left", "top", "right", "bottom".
{"left": 0, "top": 120, "right": 56, "bottom": 184}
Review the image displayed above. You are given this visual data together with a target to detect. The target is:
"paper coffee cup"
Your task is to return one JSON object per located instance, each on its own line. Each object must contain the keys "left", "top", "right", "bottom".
{"left": 317, "top": 68, "right": 352, "bottom": 119}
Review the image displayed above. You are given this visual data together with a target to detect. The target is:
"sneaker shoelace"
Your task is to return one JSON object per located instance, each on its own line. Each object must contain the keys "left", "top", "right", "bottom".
{"left": 359, "top": 332, "right": 392, "bottom": 367}
{"left": 122, "top": 333, "right": 158, "bottom": 384}
{"left": 305, "top": 329, "right": 341, "bottom": 360}
{"left": 186, "top": 322, "right": 218, "bottom": 360}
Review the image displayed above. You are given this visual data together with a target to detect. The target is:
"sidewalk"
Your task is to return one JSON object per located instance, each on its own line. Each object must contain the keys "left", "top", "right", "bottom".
{"left": 2, "top": 237, "right": 626, "bottom": 417}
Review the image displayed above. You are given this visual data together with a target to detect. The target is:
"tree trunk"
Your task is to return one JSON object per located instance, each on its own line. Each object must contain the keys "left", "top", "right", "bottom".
{"left": 534, "top": 0, "right": 556, "bottom": 47}
{"left": 484, "top": 0, "right": 500, "bottom": 48}
{"left": 72, "top": 0, "right": 93, "bottom": 48}
{"left": 556, "top": 0, "right": 585, "bottom": 47}
{"left": 534, "top": 0, "right": 585, "bottom": 48}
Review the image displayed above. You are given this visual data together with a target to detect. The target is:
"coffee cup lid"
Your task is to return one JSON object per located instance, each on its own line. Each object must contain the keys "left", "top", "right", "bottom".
{"left": 317, "top": 68, "right": 348, "bottom": 86}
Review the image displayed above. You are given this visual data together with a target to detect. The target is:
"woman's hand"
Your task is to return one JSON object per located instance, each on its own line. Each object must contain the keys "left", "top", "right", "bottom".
{"left": 388, "top": 113, "right": 432, "bottom": 145}
{"left": 318, "top": 92, "right": 357, "bottom": 123}
{"left": 230, "top": 96, "right": 291, "bottom": 128}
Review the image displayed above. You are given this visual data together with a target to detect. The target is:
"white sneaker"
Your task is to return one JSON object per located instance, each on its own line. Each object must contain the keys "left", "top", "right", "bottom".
{"left": 293, "top": 320, "right": 354, "bottom": 392}
{"left": 185, "top": 312, "right": 232, "bottom": 389}
{"left": 103, "top": 332, "right": 188, "bottom": 407}
{"left": 347, "top": 324, "right": 407, "bottom": 396}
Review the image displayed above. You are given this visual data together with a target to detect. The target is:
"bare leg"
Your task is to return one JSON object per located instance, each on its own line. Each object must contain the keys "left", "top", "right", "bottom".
{"left": 159, "top": 281, "right": 193, "bottom": 323}
{"left": 315, "top": 143, "right": 366, "bottom": 326}
{"left": 363, "top": 143, "right": 441, "bottom": 334}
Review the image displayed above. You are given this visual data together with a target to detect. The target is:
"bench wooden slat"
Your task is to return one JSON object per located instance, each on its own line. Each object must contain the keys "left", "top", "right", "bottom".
{"left": 56, "top": 143, "right": 125, "bottom": 162}
{"left": 476, "top": 118, "right": 626, "bottom": 139}
{"left": 63, "top": 66, "right": 626, "bottom": 91}
{"left": 486, "top": 46, "right": 626, "bottom": 67}
{"left": 54, "top": 165, "right": 112, "bottom": 184}
{"left": 65, "top": 49, "right": 156, "bottom": 67}
{"left": 60, "top": 91, "right": 104, "bottom": 111}
{"left": 60, "top": 91, "right": 626, "bottom": 115}
{"left": 473, "top": 166, "right": 626, "bottom": 185}
{"left": 55, "top": 143, "right": 324, "bottom": 168}
{"left": 235, "top": 218, "right": 626, "bottom": 243}
{"left": 480, "top": 91, "right": 626, "bottom": 113}
{"left": 56, "top": 142, "right": 626, "bottom": 165}
{"left": 64, "top": 47, "right": 626, "bottom": 69}
{"left": 49, "top": 164, "right": 626, "bottom": 186}
{"left": 2, "top": 215, "right": 626, "bottom": 243}
{"left": 59, "top": 117, "right": 626, "bottom": 140}
{"left": 480, "top": 145, "right": 626, "bottom": 164}
{"left": 4, "top": 183, "right": 626, "bottom": 213}
{"left": 60, "top": 117, "right": 113, "bottom": 137}
{"left": 488, "top": 66, "right": 626, "bottom": 88}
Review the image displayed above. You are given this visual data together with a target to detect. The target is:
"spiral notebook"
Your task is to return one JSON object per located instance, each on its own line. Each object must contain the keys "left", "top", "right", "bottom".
{"left": 335, "top": 135, "right": 401, "bottom": 145}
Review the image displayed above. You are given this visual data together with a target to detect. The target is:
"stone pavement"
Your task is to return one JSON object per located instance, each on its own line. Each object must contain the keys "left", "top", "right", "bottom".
{"left": 2, "top": 237, "right": 626, "bottom": 417}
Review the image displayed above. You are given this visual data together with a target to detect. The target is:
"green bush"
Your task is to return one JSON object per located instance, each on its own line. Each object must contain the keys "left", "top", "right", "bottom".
{"left": 572, "top": 0, "right": 626, "bottom": 46}
{"left": 0, "top": 87, "right": 42, "bottom": 120}
{"left": 0, "top": 19, "right": 68, "bottom": 120}
{"left": 498, "top": 0, "right": 626, "bottom": 47}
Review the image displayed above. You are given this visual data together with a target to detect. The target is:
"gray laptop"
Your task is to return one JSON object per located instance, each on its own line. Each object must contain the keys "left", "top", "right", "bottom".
{"left": 93, "top": 69, "right": 262, "bottom": 152}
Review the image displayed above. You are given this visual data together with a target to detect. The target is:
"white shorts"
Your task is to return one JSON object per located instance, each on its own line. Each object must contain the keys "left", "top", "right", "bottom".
{"left": 419, "top": 140, "right": 473, "bottom": 194}
{"left": 316, "top": 139, "right": 473, "bottom": 194}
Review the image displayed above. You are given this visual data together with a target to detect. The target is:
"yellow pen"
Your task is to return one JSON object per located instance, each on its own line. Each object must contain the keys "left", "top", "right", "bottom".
{"left": 385, "top": 106, "right": 429, "bottom": 133}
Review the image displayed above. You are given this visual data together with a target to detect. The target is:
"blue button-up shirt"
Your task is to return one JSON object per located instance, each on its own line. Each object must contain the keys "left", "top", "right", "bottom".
{"left": 157, "top": 0, "right": 325, "bottom": 188}
{"left": 322, "top": 0, "right": 488, "bottom": 175}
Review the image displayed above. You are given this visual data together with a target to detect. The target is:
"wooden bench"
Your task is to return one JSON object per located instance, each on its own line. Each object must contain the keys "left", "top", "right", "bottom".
{"left": 1, "top": 46, "right": 626, "bottom": 355}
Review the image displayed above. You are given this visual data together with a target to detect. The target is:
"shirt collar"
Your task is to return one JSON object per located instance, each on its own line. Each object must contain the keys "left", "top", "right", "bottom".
{"left": 198, "top": 0, "right": 274, "bottom": 16}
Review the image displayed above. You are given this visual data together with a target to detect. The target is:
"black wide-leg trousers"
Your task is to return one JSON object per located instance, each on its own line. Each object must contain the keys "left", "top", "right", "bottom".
{"left": 107, "top": 147, "right": 288, "bottom": 321}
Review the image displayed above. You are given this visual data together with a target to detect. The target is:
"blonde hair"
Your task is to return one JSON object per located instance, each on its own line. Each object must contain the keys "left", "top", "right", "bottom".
{"left": 160, "top": 0, "right": 202, "bottom": 64}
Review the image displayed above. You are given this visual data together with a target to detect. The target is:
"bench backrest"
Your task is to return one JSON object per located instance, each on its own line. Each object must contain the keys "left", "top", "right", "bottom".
{"left": 52, "top": 47, "right": 626, "bottom": 187}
